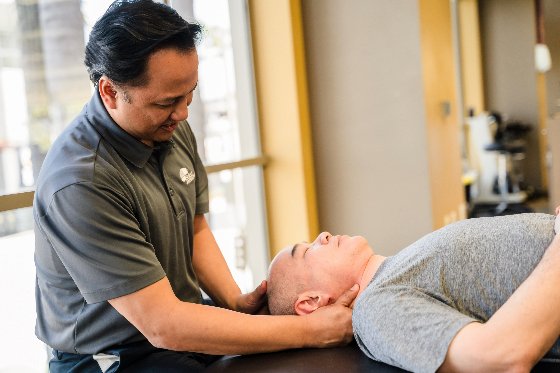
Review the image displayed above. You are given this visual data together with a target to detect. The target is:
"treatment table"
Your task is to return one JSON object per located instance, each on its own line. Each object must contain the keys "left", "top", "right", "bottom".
{"left": 205, "top": 342, "right": 559, "bottom": 372}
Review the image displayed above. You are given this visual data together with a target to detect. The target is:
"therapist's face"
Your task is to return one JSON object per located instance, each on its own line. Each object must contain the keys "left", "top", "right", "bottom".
{"left": 99, "top": 48, "right": 199, "bottom": 147}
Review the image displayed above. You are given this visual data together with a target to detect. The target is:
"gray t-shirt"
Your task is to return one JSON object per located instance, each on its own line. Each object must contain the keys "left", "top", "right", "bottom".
{"left": 33, "top": 91, "right": 208, "bottom": 354}
{"left": 353, "top": 213, "right": 559, "bottom": 373}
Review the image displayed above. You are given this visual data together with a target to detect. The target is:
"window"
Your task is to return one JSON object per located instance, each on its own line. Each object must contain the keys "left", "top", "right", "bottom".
{"left": 0, "top": 0, "right": 268, "bottom": 371}
{"left": 179, "top": 0, "right": 269, "bottom": 291}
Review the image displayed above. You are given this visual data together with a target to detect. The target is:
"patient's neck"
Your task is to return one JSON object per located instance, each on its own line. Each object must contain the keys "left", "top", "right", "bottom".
{"left": 357, "top": 255, "right": 386, "bottom": 298}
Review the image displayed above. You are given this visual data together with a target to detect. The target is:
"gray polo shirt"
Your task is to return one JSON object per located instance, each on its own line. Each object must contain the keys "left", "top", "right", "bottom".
{"left": 33, "top": 91, "right": 209, "bottom": 354}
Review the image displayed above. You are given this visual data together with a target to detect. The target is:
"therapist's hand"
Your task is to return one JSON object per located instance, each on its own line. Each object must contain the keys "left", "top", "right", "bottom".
{"left": 304, "top": 283, "right": 359, "bottom": 348}
{"left": 234, "top": 280, "right": 269, "bottom": 314}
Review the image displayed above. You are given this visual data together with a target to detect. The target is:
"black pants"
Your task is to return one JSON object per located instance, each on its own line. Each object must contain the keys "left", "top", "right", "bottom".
{"left": 49, "top": 340, "right": 221, "bottom": 373}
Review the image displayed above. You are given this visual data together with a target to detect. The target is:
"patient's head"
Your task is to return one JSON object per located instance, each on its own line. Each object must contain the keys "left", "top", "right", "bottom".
{"left": 267, "top": 232, "right": 374, "bottom": 315}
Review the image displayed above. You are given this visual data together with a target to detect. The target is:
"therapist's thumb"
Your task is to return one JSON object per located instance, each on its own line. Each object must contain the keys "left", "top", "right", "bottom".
{"left": 334, "top": 283, "right": 360, "bottom": 308}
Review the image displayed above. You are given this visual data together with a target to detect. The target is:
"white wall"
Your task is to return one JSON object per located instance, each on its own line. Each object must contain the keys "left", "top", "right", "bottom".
{"left": 301, "top": 0, "right": 433, "bottom": 255}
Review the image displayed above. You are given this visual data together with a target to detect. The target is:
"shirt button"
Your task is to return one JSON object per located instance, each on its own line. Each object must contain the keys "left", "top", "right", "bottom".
{"left": 169, "top": 188, "right": 175, "bottom": 196}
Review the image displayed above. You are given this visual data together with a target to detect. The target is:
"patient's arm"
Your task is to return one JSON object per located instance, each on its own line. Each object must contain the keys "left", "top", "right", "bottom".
{"left": 439, "top": 234, "right": 560, "bottom": 373}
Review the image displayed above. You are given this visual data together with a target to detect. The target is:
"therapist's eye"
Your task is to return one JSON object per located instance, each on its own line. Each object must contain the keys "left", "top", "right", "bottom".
{"left": 156, "top": 102, "right": 174, "bottom": 108}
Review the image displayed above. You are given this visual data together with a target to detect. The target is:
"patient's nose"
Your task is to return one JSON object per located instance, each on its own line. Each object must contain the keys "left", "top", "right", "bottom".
{"left": 318, "top": 231, "right": 332, "bottom": 245}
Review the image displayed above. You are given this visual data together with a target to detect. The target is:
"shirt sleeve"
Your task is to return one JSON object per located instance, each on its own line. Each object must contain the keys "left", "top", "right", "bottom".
{"left": 193, "top": 146, "right": 208, "bottom": 215}
{"left": 182, "top": 121, "right": 209, "bottom": 215}
{"left": 353, "top": 285, "right": 476, "bottom": 373}
{"left": 36, "top": 181, "right": 166, "bottom": 304}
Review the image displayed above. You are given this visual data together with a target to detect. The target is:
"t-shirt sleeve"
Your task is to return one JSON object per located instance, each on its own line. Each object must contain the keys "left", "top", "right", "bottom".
{"left": 36, "top": 182, "right": 166, "bottom": 304}
{"left": 353, "top": 286, "right": 476, "bottom": 373}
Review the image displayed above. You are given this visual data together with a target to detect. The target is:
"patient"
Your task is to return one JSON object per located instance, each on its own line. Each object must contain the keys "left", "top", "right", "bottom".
{"left": 267, "top": 210, "right": 560, "bottom": 373}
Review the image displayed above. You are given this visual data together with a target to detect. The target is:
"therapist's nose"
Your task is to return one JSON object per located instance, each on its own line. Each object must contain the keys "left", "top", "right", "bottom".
{"left": 170, "top": 99, "right": 189, "bottom": 122}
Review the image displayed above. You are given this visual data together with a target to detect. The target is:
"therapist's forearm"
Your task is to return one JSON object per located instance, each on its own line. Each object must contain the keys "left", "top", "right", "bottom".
{"left": 111, "top": 277, "right": 309, "bottom": 354}
{"left": 192, "top": 214, "right": 242, "bottom": 310}
{"left": 158, "top": 285, "right": 355, "bottom": 355}
{"left": 110, "top": 276, "right": 356, "bottom": 356}
{"left": 161, "top": 301, "right": 309, "bottom": 354}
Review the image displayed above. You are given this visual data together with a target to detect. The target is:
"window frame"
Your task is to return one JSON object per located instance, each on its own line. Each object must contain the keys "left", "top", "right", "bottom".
{"left": 0, "top": 156, "right": 268, "bottom": 213}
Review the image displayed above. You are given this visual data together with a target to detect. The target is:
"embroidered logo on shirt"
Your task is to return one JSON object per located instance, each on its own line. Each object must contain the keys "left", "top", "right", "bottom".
{"left": 180, "top": 167, "right": 195, "bottom": 185}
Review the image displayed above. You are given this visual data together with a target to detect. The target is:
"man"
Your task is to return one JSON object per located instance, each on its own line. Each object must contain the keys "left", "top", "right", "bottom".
{"left": 33, "top": 1, "right": 357, "bottom": 372}
{"left": 267, "top": 211, "right": 560, "bottom": 372}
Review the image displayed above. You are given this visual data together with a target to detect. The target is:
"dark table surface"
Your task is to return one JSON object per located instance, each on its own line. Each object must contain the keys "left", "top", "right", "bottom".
{"left": 205, "top": 342, "right": 559, "bottom": 372}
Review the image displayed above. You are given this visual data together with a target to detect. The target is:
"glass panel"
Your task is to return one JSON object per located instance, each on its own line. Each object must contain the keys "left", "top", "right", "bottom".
{"left": 0, "top": 0, "right": 262, "bottom": 194}
{"left": 170, "top": 0, "right": 267, "bottom": 291}
{"left": 172, "top": 0, "right": 262, "bottom": 164}
{"left": 0, "top": 0, "right": 114, "bottom": 196}
{"left": 0, "top": 208, "right": 45, "bottom": 372}
{"left": 0, "top": 2, "right": 112, "bottom": 371}
{"left": 207, "top": 166, "right": 269, "bottom": 292}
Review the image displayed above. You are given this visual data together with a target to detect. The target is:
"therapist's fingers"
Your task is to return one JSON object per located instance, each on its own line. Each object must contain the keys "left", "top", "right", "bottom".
{"left": 255, "top": 302, "right": 270, "bottom": 315}
{"left": 236, "top": 280, "right": 268, "bottom": 314}
{"left": 555, "top": 205, "right": 560, "bottom": 215}
{"left": 334, "top": 283, "right": 360, "bottom": 309}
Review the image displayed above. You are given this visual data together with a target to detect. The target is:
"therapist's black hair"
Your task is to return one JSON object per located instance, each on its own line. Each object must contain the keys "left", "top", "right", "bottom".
{"left": 84, "top": 0, "right": 202, "bottom": 87}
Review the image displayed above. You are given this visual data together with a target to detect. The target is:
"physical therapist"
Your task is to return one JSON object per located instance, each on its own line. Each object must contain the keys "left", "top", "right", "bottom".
{"left": 33, "top": 1, "right": 357, "bottom": 372}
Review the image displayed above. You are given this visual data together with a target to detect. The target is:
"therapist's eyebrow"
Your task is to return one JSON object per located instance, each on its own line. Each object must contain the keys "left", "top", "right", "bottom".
{"left": 158, "top": 82, "right": 198, "bottom": 103}
{"left": 188, "top": 81, "right": 198, "bottom": 94}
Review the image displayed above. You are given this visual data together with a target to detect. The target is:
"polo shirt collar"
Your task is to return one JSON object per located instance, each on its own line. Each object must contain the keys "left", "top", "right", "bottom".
{"left": 86, "top": 90, "right": 155, "bottom": 168}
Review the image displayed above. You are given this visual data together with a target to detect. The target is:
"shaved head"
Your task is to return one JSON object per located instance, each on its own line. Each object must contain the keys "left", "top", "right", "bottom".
{"left": 267, "top": 247, "right": 307, "bottom": 315}
{"left": 267, "top": 233, "right": 376, "bottom": 315}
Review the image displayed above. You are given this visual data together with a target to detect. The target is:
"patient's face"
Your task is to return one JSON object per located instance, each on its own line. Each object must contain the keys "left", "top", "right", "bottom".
{"left": 272, "top": 232, "right": 373, "bottom": 298}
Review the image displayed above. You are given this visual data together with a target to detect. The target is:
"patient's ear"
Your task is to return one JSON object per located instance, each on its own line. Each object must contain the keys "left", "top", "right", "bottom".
{"left": 294, "top": 291, "right": 330, "bottom": 315}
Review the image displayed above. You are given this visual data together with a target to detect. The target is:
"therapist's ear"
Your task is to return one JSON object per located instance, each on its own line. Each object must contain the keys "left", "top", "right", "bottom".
{"left": 98, "top": 77, "right": 119, "bottom": 109}
{"left": 294, "top": 291, "right": 330, "bottom": 315}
